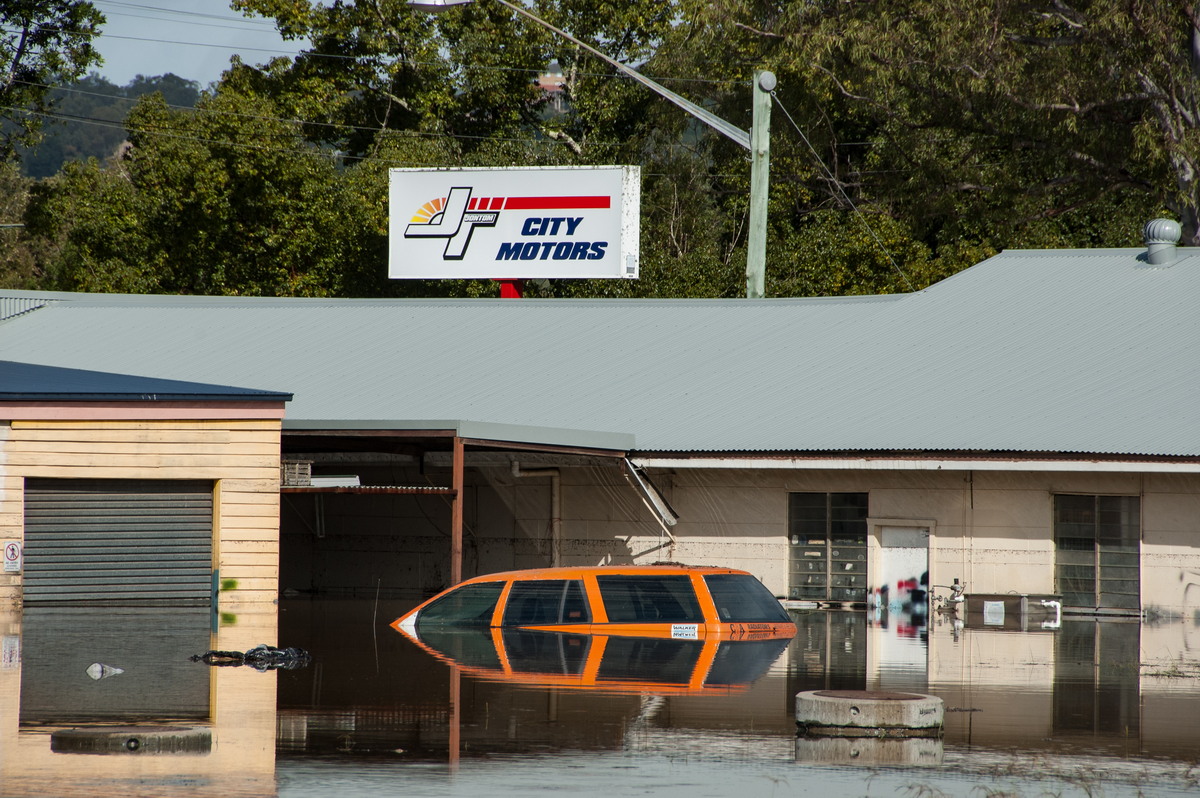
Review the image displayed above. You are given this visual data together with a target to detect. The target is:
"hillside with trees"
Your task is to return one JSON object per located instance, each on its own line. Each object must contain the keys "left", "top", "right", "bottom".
{"left": 16, "top": 74, "right": 201, "bottom": 178}
{"left": 2, "top": 0, "right": 1189, "bottom": 298}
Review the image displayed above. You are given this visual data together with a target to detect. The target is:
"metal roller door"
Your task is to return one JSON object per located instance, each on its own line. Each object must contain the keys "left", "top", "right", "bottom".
{"left": 24, "top": 479, "right": 214, "bottom": 605}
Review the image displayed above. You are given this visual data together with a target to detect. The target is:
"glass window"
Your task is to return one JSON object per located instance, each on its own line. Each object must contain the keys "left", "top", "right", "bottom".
{"left": 1054, "top": 495, "right": 1140, "bottom": 611}
{"left": 703, "top": 573, "right": 791, "bottom": 622}
{"left": 416, "top": 581, "right": 504, "bottom": 628}
{"left": 596, "top": 575, "right": 703, "bottom": 623}
{"left": 788, "top": 492, "right": 868, "bottom": 602}
{"left": 502, "top": 580, "right": 590, "bottom": 626}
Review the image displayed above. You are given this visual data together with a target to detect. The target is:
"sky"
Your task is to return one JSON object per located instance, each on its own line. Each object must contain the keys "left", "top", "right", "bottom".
{"left": 90, "top": 0, "right": 310, "bottom": 87}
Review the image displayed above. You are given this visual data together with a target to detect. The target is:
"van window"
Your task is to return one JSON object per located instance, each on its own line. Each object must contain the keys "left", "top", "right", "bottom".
{"left": 596, "top": 575, "right": 703, "bottom": 623}
{"left": 703, "top": 573, "right": 791, "bottom": 622}
{"left": 502, "top": 580, "right": 590, "bottom": 625}
{"left": 417, "top": 581, "right": 504, "bottom": 627}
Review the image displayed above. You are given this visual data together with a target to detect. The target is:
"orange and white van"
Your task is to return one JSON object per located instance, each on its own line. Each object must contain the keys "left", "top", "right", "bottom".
{"left": 391, "top": 564, "right": 796, "bottom": 642}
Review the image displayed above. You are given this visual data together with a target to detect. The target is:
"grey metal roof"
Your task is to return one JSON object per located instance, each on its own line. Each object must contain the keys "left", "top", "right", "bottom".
{"left": 0, "top": 360, "right": 292, "bottom": 402}
{"left": 0, "top": 246, "right": 1196, "bottom": 456}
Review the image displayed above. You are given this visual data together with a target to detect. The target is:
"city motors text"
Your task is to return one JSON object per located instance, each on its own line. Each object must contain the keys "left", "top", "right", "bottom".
{"left": 496, "top": 216, "right": 608, "bottom": 261}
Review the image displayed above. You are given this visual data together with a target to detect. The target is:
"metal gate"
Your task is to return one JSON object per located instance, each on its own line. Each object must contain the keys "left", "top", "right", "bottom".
{"left": 23, "top": 479, "right": 214, "bottom": 605}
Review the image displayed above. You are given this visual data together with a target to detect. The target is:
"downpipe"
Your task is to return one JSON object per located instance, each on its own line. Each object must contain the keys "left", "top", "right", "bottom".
{"left": 511, "top": 461, "right": 561, "bottom": 567}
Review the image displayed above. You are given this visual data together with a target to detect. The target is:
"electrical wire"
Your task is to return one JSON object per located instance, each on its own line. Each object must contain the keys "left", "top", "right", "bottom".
{"left": 770, "top": 92, "right": 914, "bottom": 291}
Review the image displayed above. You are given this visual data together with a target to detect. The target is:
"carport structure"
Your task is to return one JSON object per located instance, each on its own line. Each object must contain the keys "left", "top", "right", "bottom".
{"left": 277, "top": 424, "right": 642, "bottom": 588}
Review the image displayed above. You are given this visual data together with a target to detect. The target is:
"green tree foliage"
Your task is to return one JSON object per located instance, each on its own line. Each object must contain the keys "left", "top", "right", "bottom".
{"left": 1, "top": 1, "right": 104, "bottom": 161}
{"left": 687, "top": 0, "right": 1176, "bottom": 248}
{"left": 16, "top": 0, "right": 1193, "bottom": 299}
{"left": 28, "top": 90, "right": 386, "bottom": 296}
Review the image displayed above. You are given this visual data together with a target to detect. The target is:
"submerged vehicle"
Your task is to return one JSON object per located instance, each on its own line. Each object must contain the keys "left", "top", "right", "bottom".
{"left": 391, "top": 564, "right": 796, "bottom": 641}
{"left": 391, "top": 565, "right": 796, "bottom": 694}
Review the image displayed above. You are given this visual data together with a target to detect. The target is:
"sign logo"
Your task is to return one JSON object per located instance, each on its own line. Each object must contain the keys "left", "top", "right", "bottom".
{"left": 389, "top": 165, "right": 639, "bottom": 280}
{"left": 404, "top": 187, "right": 611, "bottom": 261}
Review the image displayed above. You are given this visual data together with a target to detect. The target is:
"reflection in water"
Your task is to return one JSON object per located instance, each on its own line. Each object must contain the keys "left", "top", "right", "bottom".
{"left": 0, "top": 605, "right": 278, "bottom": 798}
{"left": 1054, "top": 620, "right": 1140, "bottom": 741}
{"left": 4, "top": 601, "right": 1200, "bottom": 796}
{"left": 405, "top": 626, "right": 791, "bottom": 694}
{"left": 19, "top": 607, "right": 210, "bottom": 725}
{"left": 869, "top": 601, "right": 930, "bottom": 693}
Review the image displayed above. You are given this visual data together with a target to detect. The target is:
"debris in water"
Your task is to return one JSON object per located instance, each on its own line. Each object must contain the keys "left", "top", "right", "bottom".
{"left": 86, "top": 663, "right": 124, "bottom": 680}
{"left": 189, "top": 644, "right": 312, "bottom": 671}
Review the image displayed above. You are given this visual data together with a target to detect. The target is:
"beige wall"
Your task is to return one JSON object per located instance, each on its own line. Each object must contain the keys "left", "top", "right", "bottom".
{"left": 0, "top": 417, "right": 283, "bottom": 607}
{"left": 276, "top": 458, "right": 1200, "bottom": 615}
{"left": 460, "top": 465, "right": 1200, "bottom": 615}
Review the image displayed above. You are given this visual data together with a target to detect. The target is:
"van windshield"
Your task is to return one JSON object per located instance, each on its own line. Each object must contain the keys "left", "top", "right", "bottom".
{"left": 703, "top": 573, "right": 791, "bottom": 622}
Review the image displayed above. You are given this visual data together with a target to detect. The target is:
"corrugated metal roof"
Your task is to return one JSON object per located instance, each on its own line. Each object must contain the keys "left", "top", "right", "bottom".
{"left": 0, "top": 360, "right": 292, "bottom": 402}
{"left": 0, "top": 247, "right": 1196, "bottom": 456}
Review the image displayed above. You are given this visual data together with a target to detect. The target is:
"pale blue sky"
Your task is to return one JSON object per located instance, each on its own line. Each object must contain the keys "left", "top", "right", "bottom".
{"left": 91, "top": 0, "right": 309, "bottom": 87}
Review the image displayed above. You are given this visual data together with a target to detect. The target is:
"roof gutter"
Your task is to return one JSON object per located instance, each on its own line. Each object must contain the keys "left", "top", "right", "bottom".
{"left": 630, "top": 456, "right": 1200, "bottom": 474}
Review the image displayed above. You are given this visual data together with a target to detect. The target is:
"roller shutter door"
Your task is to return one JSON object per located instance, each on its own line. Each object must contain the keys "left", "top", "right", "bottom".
{"left": 24, "top": 479, "right": 214, "bottom": 605}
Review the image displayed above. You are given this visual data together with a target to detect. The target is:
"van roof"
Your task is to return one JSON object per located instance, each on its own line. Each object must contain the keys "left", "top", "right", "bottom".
{"left": 458, "top": 564, "right": 751, "bottom": 583}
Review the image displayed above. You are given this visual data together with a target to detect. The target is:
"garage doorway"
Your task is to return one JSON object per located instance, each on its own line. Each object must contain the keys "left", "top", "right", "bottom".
{"left": 23, "top": 479, "right": 214, "bottom": 605}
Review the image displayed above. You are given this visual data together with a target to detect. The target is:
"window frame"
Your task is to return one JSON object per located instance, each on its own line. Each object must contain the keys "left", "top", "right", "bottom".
{"left": 788, "top": 492, "right": 869, "bottom": 602}
{"left": 1053, "top": 493, "right": 1141, "bottom": 612}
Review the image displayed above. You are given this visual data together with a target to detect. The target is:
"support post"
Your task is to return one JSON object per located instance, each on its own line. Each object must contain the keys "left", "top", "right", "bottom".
{"left": 451, "top": 436, "right": 464, "bottom": 585}
{"left": 746, "top": 70, "right": 775, "bottom": 299}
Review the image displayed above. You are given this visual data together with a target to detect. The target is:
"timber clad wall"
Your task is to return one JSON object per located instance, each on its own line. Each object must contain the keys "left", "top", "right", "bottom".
{"left": 0, "top": 419, "right": 283, "bottom": 606}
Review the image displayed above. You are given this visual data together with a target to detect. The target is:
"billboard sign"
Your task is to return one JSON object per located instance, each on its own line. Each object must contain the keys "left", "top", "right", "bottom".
{"left": 389, "top": 165, "right": 639, "bottom": 279}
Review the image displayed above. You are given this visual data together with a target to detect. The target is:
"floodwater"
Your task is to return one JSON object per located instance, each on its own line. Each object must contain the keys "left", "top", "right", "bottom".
{"left": 3, "top": 600, "right": 1200, "bottom": 797}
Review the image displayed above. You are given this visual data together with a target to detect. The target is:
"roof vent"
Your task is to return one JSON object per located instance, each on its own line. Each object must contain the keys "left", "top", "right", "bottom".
{"left": 1144, "top": 218, "right": 1181, "bottom": 265}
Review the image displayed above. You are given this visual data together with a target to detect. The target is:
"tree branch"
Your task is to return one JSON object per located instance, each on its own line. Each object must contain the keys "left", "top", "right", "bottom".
{"left": 3, "top": 20, "right": 31, "bottom": 92}
{"left": 733, "top": 21, "right": 784, "bottom": 40}
{"left": 811, "top": 63, "right": 869, "bottom": 101}
{"left": 540, "top": 126, "right": 582, "bottom": 155}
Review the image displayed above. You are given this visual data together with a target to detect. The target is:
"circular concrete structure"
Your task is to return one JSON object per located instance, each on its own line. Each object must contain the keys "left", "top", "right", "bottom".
{"left": 795, "top": 690, "right": 944, "bottom": 738}
{"left": 50, "top": 726, "right": 212, "bottom": 755}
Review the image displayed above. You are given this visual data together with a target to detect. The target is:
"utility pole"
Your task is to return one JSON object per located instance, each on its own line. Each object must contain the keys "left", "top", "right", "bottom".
{"left": 746, "top": 70, "right": 775, "bottom": 299}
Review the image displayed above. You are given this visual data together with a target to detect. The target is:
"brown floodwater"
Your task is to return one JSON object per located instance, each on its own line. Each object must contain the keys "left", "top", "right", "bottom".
{"left": 2, "top": 599, "right": 1199, "bottom": 797}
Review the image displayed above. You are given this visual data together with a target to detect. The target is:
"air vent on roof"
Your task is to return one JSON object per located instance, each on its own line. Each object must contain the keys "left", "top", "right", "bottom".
{"left": 1144, "top": 218, "right": 1181, "bottom": 265}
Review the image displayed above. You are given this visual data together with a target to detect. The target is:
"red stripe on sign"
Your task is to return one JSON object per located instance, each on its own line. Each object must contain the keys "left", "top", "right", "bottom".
{"left": 468, "top": 198, "right": 479, "bottom": 210}
{"left": 489, "top": 197, "right": 504, "bottom": 210}
{"left": 503, "top": 196, "right": 611, "bottom": 210}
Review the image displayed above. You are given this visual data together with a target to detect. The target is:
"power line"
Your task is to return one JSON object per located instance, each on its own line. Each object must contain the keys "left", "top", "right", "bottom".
{"left": 771, "top": 93, "right": 914, "bottom": 291}
{"left": 1, "top": 18, "right": 747, "bottom": 89}
{"left": 94, "top": 0, "right": 282, "bottom": 27}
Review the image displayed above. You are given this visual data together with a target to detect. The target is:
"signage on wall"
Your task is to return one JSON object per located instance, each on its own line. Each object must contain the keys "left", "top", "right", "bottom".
{"left": 3, "top": 541, "right": 21, "bottom": 573}
{"left": 389, "top": 166, "right": 640, "bottom": 279}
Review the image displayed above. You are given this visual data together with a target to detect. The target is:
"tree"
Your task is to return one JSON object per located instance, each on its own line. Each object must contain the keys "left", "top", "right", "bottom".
{"left": 27, "top": 89, "right": 393, "bottom": 296}
{"left": 1, "top": 1, "right": 105, "bottom": 162}
{"left": 25, "top": 1, "right": 1186, "bottom": 300}
{"left": 684, "top": 0, "right": 1175, "bottom": 247}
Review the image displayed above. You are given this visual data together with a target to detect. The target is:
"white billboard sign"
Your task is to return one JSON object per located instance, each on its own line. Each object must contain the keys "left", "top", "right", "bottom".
{"left": 389, "top": 165, "right": 639, "bottom": 279}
